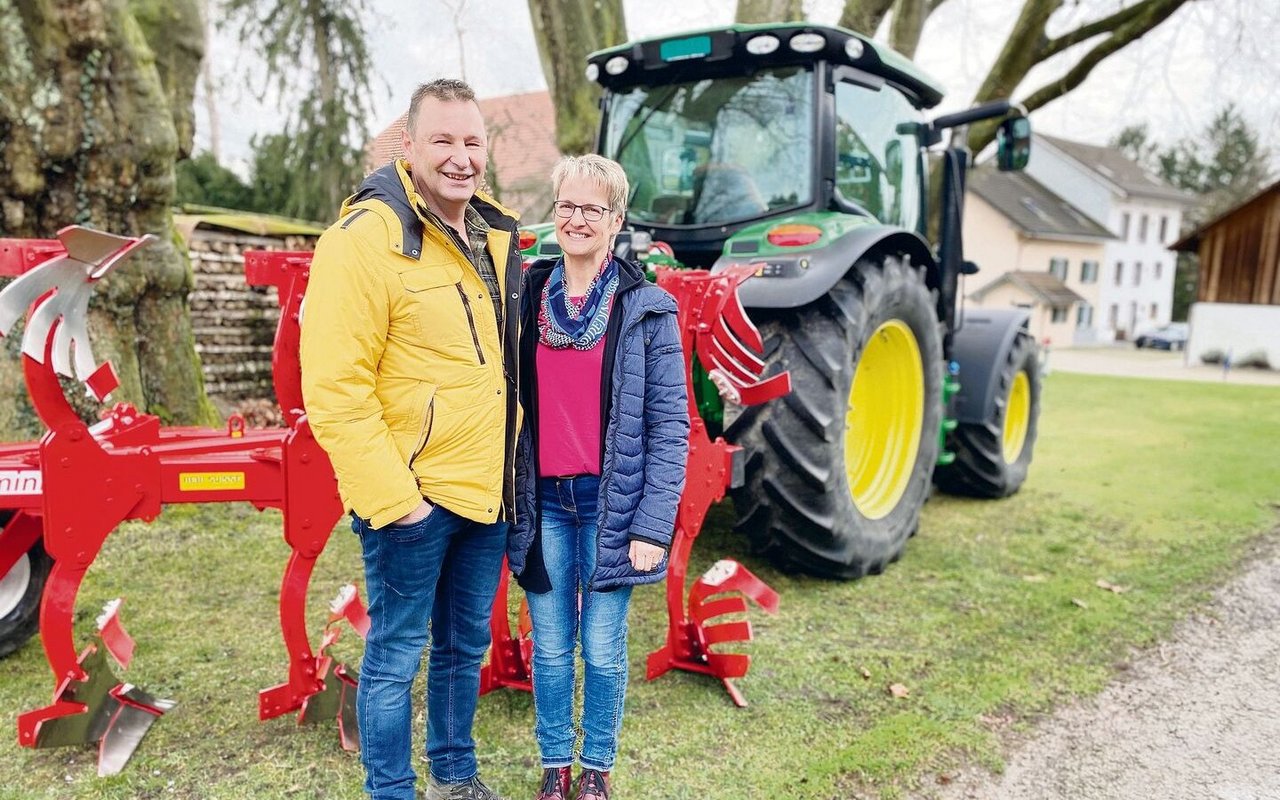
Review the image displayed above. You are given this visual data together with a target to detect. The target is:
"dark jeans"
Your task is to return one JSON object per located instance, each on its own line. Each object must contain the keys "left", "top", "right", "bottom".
{"left": 352, "top": 505, "right": 507, "bottom": 799}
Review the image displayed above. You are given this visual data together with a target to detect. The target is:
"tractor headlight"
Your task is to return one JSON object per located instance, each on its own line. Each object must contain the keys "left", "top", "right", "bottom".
{"left": 789, "top": 32, "right": 826, "bottom": 53}
{"left": 605, "top": 56, "right": 629, "bottom": 75}
{"left": 585, "top": 62, "right": 600, "bottom": 82}
{"left": 844, "top": 38, "right": 865, "bottom": 60}
{"left": 745, "top": 34, "right": 780, "bottom": 55}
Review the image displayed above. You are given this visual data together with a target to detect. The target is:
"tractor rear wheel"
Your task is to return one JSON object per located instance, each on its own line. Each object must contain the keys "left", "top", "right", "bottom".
{"left": 727, "top": 254, "right": 942, "bottom": 579}
{"left": 0, "top": 514, "right": 50, "bottom": 659}
{"left": 934, "top": 329, "right": 1040, "bottom": 498}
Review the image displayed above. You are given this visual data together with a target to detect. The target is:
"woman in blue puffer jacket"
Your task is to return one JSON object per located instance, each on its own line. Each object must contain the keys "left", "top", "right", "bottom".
{"left": 508, "top": 155, "right": 689, "bottom": 800}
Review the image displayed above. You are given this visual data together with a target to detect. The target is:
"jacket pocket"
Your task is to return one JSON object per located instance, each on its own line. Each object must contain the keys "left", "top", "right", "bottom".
{"left": 455, "top": 284, "right": 487, "bottom": 365}
{"left": 408, "top": 381, "right": 437, "bottom": 469}
{"left": 399, "top": 261, "right": 462, "bottom": 292}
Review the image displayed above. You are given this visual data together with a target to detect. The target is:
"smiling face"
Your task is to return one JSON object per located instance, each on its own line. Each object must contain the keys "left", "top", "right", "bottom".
{"left": 401, "top": 96, "right": 488, "bottom": 220}
{"left": 554, "top": 175, "right": 624, "bottom": 267}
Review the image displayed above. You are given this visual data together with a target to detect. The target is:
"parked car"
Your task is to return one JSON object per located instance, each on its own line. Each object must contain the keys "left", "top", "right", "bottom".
{"left": 1134, "top": 322, "right": 1189, "bottom": 350}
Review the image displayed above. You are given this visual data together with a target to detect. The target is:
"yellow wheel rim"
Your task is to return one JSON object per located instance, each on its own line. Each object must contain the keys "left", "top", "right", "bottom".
{"left": 845, "top": 320, "right": 924, "bottom": 520}
{"left": 1002, "top": 370, "right": 1031, "bottom": 464}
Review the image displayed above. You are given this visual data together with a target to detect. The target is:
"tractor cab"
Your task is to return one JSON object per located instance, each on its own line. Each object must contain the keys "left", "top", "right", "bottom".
{"left": 588, "top": 23, "right": 944, "bottom": 267}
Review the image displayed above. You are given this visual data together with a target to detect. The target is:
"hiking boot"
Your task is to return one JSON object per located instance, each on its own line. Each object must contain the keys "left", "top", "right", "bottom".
{"left": 574, "top": 769, "right": 611, "bottom": 800}
{"left": 425, "top": 774, "right": 507, "bottom": 800}
{"left": 534, "top": 766, "right": 572, "bottom": 800}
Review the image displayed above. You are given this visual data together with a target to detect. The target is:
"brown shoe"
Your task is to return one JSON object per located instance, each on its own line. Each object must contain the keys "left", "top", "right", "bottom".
{"left": 535, "top": 766, "right": 572, "bottom": 800}
{"left": 574, "top": 769, "right": 611, "bottom": 800}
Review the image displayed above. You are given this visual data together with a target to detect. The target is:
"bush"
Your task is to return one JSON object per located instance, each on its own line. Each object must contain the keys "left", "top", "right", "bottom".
{"left": 1200, "top": 348, "right": 1225, "bottom": 365}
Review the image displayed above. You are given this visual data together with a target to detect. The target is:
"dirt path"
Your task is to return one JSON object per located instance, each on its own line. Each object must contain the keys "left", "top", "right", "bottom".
{"left": 917, "top": 535, "right": 1280, "bottom": 800}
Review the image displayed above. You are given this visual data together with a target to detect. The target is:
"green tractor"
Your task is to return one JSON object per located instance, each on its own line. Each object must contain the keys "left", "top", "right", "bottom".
{"left": 522, "top": 22, "right": 1041, "bottom": 579}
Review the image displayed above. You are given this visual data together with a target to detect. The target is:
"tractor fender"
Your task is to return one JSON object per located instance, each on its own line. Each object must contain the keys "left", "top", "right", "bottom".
{"left": 949, "top": 308, "right": 1032, "bottom": 424}
{"left": 710, "top": 226, "right": 935, "bottom": 310}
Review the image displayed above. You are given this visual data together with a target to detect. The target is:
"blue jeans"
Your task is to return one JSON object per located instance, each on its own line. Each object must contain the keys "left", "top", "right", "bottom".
{"left": 525, "top": 476, "right": 633, "bottom": 772}
{"left": 352, "top": 505, "right": 507, "bottom": 799}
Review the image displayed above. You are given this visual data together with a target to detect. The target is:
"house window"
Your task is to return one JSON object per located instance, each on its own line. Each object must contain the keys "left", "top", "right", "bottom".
{"left": 1076, "top": 304, "right": 1093, "bottom": 327}
{"left": 1114, "top": 262, "right": 1124, "bottom": 286}
{"left": 1159, "top": 216, "right": 1168, "bottom": 242}
{"left": 1155, "top": 262, "right": 1162, "bottom": 280}
{"left": 1049, "top": 257, "right": 1068, "bottom": 281}
{"left": 1138, "top": 214, "right": 1149, "bottom": 243}
{"left": 1051, "top": 306, "right": 1068, "bottom": 323}
{"left": 1080, "top": 260, "right": 1098, "bottom": 283}
{"left": 1150, "top": 304, "right": 1158, "bottom": 319}
{"left": 1134, "top": 262, "right": 1142, "bottom": 286}
{"left": 1120, "top": 212, "right": 1130, "bottom": 240}
{"left": 1109, "top": 304, "right": 1119, "bottom": 328}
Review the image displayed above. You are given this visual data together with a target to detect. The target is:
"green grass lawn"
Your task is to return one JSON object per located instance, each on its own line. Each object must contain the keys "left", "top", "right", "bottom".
{"left": 1, "top": 371, "right": 1277, "bottom": 799}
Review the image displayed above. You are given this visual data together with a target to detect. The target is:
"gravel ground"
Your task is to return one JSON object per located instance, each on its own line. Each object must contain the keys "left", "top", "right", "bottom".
{"left": 916, "top": 534, "right": 1280, "bottom": 800}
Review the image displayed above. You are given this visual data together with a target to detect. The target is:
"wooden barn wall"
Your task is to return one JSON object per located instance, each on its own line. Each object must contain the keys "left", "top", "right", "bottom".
{"left": 187, "top": 230, "right": 316, "bottom": 403}
{"left": 1198, "top": 190, "right": 1280, "bottom": 305}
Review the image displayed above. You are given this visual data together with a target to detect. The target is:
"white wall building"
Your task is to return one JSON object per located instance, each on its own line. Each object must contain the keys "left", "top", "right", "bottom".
{"left": 963, "top": 168, "right": 1112, "bottom": 346}
{"left": 1024, "top": 134, "right": 1194, "bottom": 341}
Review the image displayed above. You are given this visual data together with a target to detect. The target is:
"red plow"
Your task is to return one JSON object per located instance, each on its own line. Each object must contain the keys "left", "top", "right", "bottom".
{"left": 0, "top": 226, "right": 788, "bottom": 775}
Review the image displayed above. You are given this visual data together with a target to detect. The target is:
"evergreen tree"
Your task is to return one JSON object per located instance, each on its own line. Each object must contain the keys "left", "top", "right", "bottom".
{"left": 222, "top": 0, "right": 376, "bottom": 223}
{"left": 175, "top": 151, "right": 256, "bottom": 210}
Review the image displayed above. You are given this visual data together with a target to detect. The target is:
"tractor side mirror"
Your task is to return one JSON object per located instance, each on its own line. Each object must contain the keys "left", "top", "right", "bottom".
{"left": 996, "top": 116, "right": 1031, "bottom": 172}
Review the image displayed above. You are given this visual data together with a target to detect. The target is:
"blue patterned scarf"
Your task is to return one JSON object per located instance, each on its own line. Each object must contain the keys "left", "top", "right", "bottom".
{"left": 538, "top": 257, "right": 619, "bottom": 350}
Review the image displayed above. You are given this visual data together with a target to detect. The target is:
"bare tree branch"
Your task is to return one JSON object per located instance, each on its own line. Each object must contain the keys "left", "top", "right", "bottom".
{"left": 1041, "top": 0, "right": 1159, "bottom": 59}
{"left": 968, "top": 0, "right": 1192, "bottom": 153}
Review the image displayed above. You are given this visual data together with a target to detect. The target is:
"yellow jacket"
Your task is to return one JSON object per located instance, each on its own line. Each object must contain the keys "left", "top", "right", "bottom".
{"left": 300, "top": 160, "right": 522, "bottom": 529}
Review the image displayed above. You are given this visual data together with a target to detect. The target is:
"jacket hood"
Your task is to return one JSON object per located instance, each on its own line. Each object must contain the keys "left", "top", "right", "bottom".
{"left": 345, "top": 160, "right": 519, "bottom": 260}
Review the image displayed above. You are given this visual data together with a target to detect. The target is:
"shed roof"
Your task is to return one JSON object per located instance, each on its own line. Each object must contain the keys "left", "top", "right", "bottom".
{"left": 173, "top": 205, "right": 325, "bottom": 240}
{"left": 1170, "top": 178, "right": 1280, "bottom": 252}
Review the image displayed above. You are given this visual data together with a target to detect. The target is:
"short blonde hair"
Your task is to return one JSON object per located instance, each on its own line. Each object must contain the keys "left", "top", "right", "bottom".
{"left": 551, "top": 155, "right": 629, "bottom": 216}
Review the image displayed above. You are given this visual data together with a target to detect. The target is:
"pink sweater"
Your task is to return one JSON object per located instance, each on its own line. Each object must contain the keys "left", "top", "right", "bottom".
{"left": 536, "top": 334, "right": 606, "bottom": 477}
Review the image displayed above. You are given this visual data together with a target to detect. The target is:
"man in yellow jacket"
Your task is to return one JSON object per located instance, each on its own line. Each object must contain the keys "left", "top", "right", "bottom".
{"left": 300, "top": 78, "right": 520, "bottom": 800}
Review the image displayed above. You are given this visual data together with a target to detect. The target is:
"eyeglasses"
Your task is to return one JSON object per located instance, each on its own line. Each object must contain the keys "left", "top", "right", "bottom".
{"left": 552, "top": 200, "right": 612, "bottom": 223}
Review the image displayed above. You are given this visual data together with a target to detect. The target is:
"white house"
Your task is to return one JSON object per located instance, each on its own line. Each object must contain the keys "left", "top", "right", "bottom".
{"left": 963, "top": 168, "right": 1112, "bottom": 346}
{"left": 1024, "top": 134, "right": 1194, "bottom": 341}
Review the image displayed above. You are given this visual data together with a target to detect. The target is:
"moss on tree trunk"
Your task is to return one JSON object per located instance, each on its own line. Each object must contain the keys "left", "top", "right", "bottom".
{"left": 0, "top": 0, "right": 216, "bottom": 436}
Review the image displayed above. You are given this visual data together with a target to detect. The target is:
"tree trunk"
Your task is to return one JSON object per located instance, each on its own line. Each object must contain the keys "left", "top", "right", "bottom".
{"left": 838, "top": 0, "right": 897, "bottom": 36}
{"left": 0, "top": 0, "right": 217, "bottom": 438}
{"left": 736, "top": 0, "right": 804, "bottom": 23}
{"left": 526, "top": 0, "right": 625, "bottom": 156}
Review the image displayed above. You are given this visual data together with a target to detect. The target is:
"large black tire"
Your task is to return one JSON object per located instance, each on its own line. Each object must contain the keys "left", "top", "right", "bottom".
{"left": 0, "top": 515, "right": 51, "bottom": 659}
{"left": 934, "top": 329, "right": 1040, "bottom": 498}
{"left": 727, "top": 254, "right": 943, "bottom": 579}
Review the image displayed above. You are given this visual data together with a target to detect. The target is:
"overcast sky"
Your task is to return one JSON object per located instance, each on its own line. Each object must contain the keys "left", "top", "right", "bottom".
{"left": 197, "top": 0, "right": 1280, "bottom": 175}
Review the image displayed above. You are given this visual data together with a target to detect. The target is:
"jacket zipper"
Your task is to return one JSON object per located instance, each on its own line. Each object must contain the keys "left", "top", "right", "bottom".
{"left": 455, "top": 284, "right": 487, "bottom": 365}
{"left": 410, "top": 395, "right": 435, "bottom": 466}
{"left": 589, "top": 310, "right": 651, "bottom": 591}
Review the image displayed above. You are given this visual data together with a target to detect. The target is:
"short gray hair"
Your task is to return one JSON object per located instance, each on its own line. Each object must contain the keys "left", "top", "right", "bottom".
{"left": 551, "top": 155, "right": 629, "bottom": 216}
{"left": 407, "top": 79, "right": 477, "bottom": 134}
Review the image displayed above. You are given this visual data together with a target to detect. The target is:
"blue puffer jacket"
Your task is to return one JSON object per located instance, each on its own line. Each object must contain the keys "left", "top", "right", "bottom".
{"left": 508, "top": 258, "right": 690, "bottom": 592}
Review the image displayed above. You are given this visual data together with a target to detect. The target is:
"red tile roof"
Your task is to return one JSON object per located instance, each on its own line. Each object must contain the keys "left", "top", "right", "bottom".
{"left": 364, "top": 90, "right": 562, "bottom": 222}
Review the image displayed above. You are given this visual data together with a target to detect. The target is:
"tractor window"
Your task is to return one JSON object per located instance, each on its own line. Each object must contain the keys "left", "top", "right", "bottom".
{"left": 834, "top": 81, "right": 923, "bottom": 230}
{"left": 603, "top": 67, "right": 814, "bottom": 227}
